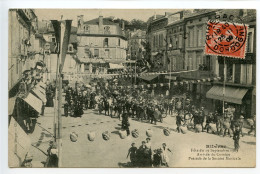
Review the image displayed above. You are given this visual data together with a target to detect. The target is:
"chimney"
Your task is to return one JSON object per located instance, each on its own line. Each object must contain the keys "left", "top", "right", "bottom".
{"left": 99, "top": 15, "right": 103, "bottom": 34}
{"left": 154, "top": 11, "right": 157, "bottom": 20}
{"left": 77, "top": 15, "right": 84, "bottom": 30}
{"left": 122, "top": 20, "right": 125, "bottom": 31}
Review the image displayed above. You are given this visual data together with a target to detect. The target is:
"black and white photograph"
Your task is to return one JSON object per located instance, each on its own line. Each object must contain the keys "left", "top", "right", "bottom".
{"left": 7, "top": 7, "right": 256, "bottom": 168}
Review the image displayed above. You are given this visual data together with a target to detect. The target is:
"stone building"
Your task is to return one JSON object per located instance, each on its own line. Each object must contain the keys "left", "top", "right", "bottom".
{"left": 8, "top": 9, "right": 38, "bottom": 94}
{"left": 127, "top": 29, "right": 146, "bottom": 61}
{"left": 206, "top": 9, "right": 256, "bottom": 118}
{"left": 37, "top": 20, "right": 78, "bottom": 80}
{"left": 76, "top": 15, "right": 128, "bottom": 74}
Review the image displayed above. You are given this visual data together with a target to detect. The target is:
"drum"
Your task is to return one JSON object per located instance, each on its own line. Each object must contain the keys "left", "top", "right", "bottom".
{"left": 119, "top": 130, "right": 127, "bottom": 139}
{"left": 146, "top": 129, "right": 153, "bottom": 137}
{"left": 70, "top": 132, "right": 78, "bottom": 142}
{"left": 195, "top": 124, "right": 202, "bottom": 133}
{"left": 87, "top": 131, "right": 95, "bottom": 141}
{"left": 180, "top": 126, "right": 188, "bottom": 134}
{"left": 163, "top": 128, "right": 170, "bottom": 136}
{"left": 102, "top": 131, "right": 110, "bottom": 141}
{"left": 131, "top": 129, "right": 139, "bottom": 138}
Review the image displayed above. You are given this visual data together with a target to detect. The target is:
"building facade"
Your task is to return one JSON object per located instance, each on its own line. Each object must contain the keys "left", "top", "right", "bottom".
{"left": 206, "top": 9, "right": 256, "bottom": 118}
{"left": 147, "top": 14, "right": 168, "bottom": 71}
{"left": 37, "top": 21, "right": 78, "bottom": 80}
{"left": 8, "top": 9, "right": 38, "bottom": 92}
{"left": 76, "top": 15, "right": 127, "bottom": 74}
{"left": 165, "top": 11, "right": 186, "bottom": 72}
{"left": 127, "top": 29, "right": 146, "bottom": 60}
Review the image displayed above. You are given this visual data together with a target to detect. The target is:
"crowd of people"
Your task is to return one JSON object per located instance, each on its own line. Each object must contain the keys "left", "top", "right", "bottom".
{"left": 126, "top": 138, "right": 172, "bottom": 167}
{"left": 59, "top": 78, "right": 256, "bottom": 167}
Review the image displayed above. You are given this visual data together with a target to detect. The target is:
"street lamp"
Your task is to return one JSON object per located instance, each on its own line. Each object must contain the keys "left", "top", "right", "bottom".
{"left": 168, "top": 43, "right": 172, "bottom": 88}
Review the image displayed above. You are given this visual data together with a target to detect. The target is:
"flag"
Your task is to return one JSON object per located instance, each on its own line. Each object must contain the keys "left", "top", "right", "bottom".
{"left": 51, "top": 20, "right": 72, "bottom": 73}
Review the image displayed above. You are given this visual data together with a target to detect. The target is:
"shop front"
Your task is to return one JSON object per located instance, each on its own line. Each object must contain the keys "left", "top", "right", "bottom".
{"left": 206, "top": 84, "right": 253, "bottom": 118}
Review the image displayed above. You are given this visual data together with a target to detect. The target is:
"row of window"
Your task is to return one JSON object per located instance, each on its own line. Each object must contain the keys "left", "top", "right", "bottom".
{"left": 91, "top": 48, "right": 125, "bottom": 59}
{"left": 168, "top": 26, "right": 183, "bottom": 35}
{"left": 186, "top": 52, "right": 211, "bottom": 71}
{"left": 82, "top": 25, "right": 111, "bottom": 33}
{"left": 153, "top": 34, "right": 165, "bottom": 48}
{"left": 187, "top": 25, "right": 204, "bottom": 48}
{"left": 220, "top": 63, "right": 253, "bottom": 85}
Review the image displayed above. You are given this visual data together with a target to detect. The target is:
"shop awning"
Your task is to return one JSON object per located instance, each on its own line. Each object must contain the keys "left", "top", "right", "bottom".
{"left": 32, "top": 87, "right": 47, "bottom": 103}
{"left": 23, "top": 93, "right": 42, "bottom": 113}
{"left": 139, "top": 74, "right": 159, "bottom": 81}
{"left": 109, "top": 63, "right": 125, "bottom": 69}
{"left": 8, "top": 97, "right": 16, "bottom": 116}
{"left": 206, "top": 86, "right": 248, "bottom": 104}
{"left": 8, "top": 117, "right": 31, "bottom": 167}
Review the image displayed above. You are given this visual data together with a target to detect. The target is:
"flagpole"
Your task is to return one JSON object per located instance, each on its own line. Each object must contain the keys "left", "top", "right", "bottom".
{"left": 54, "top": 45, "right": 60, "bottom": 143}
{"left": 223, "top": 56, "right": 226, "bottom": 114}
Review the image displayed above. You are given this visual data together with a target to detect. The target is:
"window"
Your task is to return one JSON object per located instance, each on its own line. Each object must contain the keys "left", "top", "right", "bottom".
{"left": 188, "top": 27, "right": 194, "bottom": 47}
{"left": 94, "top": 49, "right": 99, "bottom": 57}
{"left": 104, "top": 26, "right": 110, "bottom": 34}
{"left": 247, "top": 30, "right": 254, "bottom": 53}
{"left": 51, "top": 37, "right": 56, "bottom": 42}
{"left": 197, "top": 26, "right": 203, "bottom": 47}
{"left": 118, "top": 39, "right": 120, "bottom": 46}
{"left": 103, "top": 38, "right": 109, "bottom": 47}
{"left": 169, "top": 37, "right": 173, "bottom": 48}
{"left": 175, "top": 35, "right": 178, "bottom": 49}
{"left": 84, "top": 25, "right": 89, "bottom": 32}
{"left": 105, "top": 49, "right": 110, "bottom": 58}
{"left": 226, "top": 63, "right": 233, "bottom": 82}
{"left": 240, "top": 64, "right": 252, "bottom": 85}
{"left": 68, "top": 45, "right": 73, "bottom": 52}
{"left": 178, "top": 34, "right": 183, "bottom": 48}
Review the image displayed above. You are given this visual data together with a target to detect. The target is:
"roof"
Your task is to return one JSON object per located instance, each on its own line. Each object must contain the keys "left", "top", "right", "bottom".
{"left": 184, "top": 9, "right": 217, "bottom": 19}
{"left": 166, "top": 18, "right": 185, "bottom": 28}
{"left": 147, "top": 15, "right": 164, "bottom": 24}
{"left": 38, "top": 21, "right": 77, "bottom": 34}
{"left": 84, "top": 17, "right": 119, "bottom": 26}
{"left": 69, "top": 33, "right": 77, "bottom": 43}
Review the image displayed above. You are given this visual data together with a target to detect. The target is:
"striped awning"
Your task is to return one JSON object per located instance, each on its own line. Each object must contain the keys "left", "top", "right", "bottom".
{"left": 139, "top": 74, "right": 159, "bottom": 81}
{"left": 8, "top": 97, "right": 16, "bottom": 116}
{"left": 32, "top": 87, "right": 47, "bottom": 103}
{"left": 22, "top": 93, "right": 42, "bottom": 113}
{"left": 206, "top": 86, "right": 248, "bottom": 104}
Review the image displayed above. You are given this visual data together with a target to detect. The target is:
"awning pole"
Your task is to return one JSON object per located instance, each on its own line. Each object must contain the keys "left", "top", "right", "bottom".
{"left": 223, "top": 56, "right": 226, "bottom": 114}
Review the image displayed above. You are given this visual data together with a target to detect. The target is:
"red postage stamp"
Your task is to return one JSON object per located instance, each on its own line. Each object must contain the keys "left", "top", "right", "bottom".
{"left": 205, "top": 20, "right": 248, "bottom": 58}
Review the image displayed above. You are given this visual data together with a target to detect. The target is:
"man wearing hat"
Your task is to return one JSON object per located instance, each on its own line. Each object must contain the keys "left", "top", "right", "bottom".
{"left": 233, "top": 125, "right": 241, "bottom": 152}
{"left": 137, "top": 141, "right": 149, "bottom": 167}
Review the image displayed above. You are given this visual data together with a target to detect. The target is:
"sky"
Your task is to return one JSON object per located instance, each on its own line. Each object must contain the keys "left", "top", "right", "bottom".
{"left": 34, "top": 9, "right": 182, "bottom": 26}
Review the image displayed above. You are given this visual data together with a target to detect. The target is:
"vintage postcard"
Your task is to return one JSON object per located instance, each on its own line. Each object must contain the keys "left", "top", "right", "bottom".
{"left": 8, "top": 8, "right": 256, "bottom": 168}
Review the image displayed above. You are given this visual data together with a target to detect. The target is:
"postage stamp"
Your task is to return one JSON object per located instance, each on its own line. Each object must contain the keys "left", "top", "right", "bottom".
{"left": 205, "top": 20, "right": 248, "bottom": 58}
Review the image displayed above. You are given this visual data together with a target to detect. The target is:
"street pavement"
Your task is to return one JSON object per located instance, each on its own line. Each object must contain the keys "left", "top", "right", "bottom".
{"left": 29, "top": 107, "right": 256, "bottom": 168}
